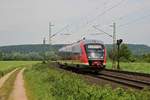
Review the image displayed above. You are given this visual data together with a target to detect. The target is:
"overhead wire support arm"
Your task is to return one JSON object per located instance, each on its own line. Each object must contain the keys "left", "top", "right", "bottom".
{"left": 92, "top": 25, "right": 113, "bottom": 38}
{"left": 49, "top": 25, "right": 70, "bottom": 39}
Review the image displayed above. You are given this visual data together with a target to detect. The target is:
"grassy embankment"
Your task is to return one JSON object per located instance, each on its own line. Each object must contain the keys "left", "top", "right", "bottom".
{"left": 24, "top": 63, "right": 150, "bottom": 100}
{"left": 0, "top": 61, "right": 40, "bottom": 78}
{"left": 57, "top": 60, "right": 150, "bottom": 74}
{"left": 106, "top": 62, "right": 150, "bottom": 74}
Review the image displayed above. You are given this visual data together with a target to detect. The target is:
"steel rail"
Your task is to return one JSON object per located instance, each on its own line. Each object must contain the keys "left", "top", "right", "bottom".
{"left": 54, "top": 62, "right": 150, "bottom": 89}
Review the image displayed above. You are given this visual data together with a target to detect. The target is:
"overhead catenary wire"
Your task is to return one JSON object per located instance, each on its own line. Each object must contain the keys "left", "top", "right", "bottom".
{"left": 86, "top": 0, "right": 125, "bottom": 25}
{"left": 54, "top": 0, "right": 126, "bottom": 44}
{"left": 92, "top": 25, "right": 113, "bottom": 38}
{"left": 82, "top": 0, "right": 150, "bottom": 37}
{"left": 118, "top": 13, "right": 150, "bottom": 28}
{"left": 92, "top": 10, "right": 150, "bottom": 36}
{"left": 68, "top": 0, "right": 111, "bottom": 28}
{"left": 76, "top": 0, "right": 126, "bottom": 38}
{"left": 66, "top": 0, "right": 125, "bottom": 36}
{"left": 50, "top": 25, "right": 69, "bottom": 38}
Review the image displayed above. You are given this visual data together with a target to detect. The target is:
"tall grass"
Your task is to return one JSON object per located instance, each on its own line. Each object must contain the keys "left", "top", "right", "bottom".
{"left": 106, "top": 61, "right": 150, "bottom": 74}
{"left": 0, "top": 61, "right": 40, "bottom": 78}
{"left": 24, "top": 63, "right": 150, "bottom": 100}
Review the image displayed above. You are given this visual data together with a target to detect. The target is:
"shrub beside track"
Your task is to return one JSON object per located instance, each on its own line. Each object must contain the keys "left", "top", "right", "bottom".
{"left": 56, "top": 62, "right": 150, "bottom": 90}
{"left": 24, "top": 63, "right": 150, "bottom": 100}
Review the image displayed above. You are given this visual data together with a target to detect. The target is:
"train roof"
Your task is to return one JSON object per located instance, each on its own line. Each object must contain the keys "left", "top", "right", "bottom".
{"left": 81, "top": 39, "right": 104, "bottom": 44}
{"left": 59, "top": 39, "right": 104, "bottom": 52}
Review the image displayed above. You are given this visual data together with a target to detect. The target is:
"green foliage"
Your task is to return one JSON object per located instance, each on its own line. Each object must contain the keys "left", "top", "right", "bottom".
{"left": 0, "top": 51, "right": 3, "bottom": 60}
{"left": 106, "top": 61, "right": 150, "bottom": 74}
{"left": 0, "top": 44, "right": 64, "bottom": 61}
{"left": 142, "top": 53, "right": 150, "bottom": 63}
{"left": 0, "top": 44, "right": 150, "bottom": 61}
{"left": 0, "top": 61, "right": 39, "bottom": 78}
{"left": 106, "top": 44, "right": 150, "bottom": 55}
{"left": 108, "top": 44, "right": 132, "bottom": 62}
{"left": 24, "top": 63, "right": 150, "bottom": 100}
{"left": 119, "top": 44, "right": 132, "bottom": 61}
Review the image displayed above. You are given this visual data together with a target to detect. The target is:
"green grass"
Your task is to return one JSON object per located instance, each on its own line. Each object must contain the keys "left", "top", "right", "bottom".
{"left": 24, "top": 63, "right": 150, "bottom": 100}
{"left": 57, "top": 60, "right": 150, "bottom": 74}
{"left": 106, "top": 61, "right": 150, "bottom": 74}
{"left": 0, "top": 61, "right": 40, "bottom": 78}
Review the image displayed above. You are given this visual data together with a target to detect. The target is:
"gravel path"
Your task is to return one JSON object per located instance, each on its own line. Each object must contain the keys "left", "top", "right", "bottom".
{"left": 9, "top": 68, "right": 27, "bottom": 100}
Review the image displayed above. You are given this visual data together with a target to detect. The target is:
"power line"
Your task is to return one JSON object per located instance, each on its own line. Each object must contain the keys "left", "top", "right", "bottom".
{"left": 76, "top": 0, "right": 125, "bottom": 37}
{"left": 52, "top": 0, "right": 125, "bottom": 43}
{"left": 93, "top": 23, "right": 117, "bottom": 69}
{"left": 50, "top": 25, "right": 69, "bottom": 38}
{"left": 68, "top": 0, "right": 111, "bottom": 27}
{"left": 118, "top": 13, "right": 150, "bottom": 28}
{"left": 66, "top": 0, "right": 125, "bottom": 37}
{"left": 92, "top": 25, "right": 113, "bottom": 37}
{"left": 92, "top": 12, "right": 150, "bottom": 36}
{"left": 87, "top": 0, "right": 125, "bottom": 25}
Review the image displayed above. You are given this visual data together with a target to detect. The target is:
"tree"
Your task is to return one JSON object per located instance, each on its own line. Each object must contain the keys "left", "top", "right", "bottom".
{"left": 108, "top": 44, "right": 132, "bottom": 62}
{"left": 119, "top": 44, "right": 132, "bottom": 61}
{"left": 142, "top": 53, "right": 150, "bottom": 63}
{"left": 0, "top": 51, "right": 3, "bottom": 60}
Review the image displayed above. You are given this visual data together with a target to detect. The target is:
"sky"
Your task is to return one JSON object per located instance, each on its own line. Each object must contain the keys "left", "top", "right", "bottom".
{"left": 0, "top": 0, "right": 150, "bottom": 46}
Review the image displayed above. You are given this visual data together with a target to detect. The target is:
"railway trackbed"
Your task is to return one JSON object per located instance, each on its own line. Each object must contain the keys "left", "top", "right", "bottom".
{"left": 93, "top": 70, "right": 150, "bottom": 89}
{"left": 54, "top": 62, "right": 150, "bottom": 90}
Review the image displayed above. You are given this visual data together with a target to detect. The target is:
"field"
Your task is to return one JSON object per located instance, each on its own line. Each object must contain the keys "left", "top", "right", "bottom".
{"left": 57, "top": 60, "right": 150, "bottom": 74}
{"left": 24, "top": 63, "right": 150, "bottom": 100}
{"left": 106, "top": 62, "right": 150, "bottom": 74}
{"left": 0, "top": 61, "right": 150, "bottom": 100}
{"left": 0, "top": 61, "right": 40, "bottom": 77}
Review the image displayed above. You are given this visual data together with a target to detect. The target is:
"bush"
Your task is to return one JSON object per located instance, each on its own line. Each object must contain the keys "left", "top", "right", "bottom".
{"left": 142, "top": 54, "right": 150, "bottom": 63}
{"left": 24, "top": 63, "right": 150, "bottom": 100}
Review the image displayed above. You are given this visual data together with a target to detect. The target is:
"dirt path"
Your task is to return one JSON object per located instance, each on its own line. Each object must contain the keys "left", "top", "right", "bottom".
{"left": 0, "top": 69, "right": 17, "bottom": 88}
{"left": 9, "top": 68, "right": 28, "bottom": 100}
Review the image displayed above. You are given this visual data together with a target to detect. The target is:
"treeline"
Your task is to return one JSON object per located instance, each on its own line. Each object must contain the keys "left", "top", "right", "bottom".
{"left": 0, "top": 44, "right": 150, "bottom": 55}
{"left": 0, "top": 44, "right": 150, "bottom": 62}
{"left": 108, "top": 44, "right": 150, "bottom": 63}
{"left": 0, "top": 44, "right": 64, "bottom": 53}
{"left": 0, "top": 51, "right": 58, "bottom": 61}
{"left": 0, "top": 44, "right": 63, "bottom": 61}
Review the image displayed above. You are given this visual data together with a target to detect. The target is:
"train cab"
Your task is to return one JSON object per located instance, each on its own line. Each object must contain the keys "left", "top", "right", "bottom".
{"left": 59, "top": 39, "right": 106, "bottom": 69}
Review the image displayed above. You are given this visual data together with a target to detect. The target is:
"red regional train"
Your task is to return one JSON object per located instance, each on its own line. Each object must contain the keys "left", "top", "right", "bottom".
{"left": 59, "top": 39, "right": 106, "bottom": 69}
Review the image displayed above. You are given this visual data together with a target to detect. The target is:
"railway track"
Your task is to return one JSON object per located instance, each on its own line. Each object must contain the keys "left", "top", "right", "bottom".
{"left": 54, "top": 62, "right": 150, "bottom": 90}
{"left": 94, "top": 70, "right": 150, "bottom": 89}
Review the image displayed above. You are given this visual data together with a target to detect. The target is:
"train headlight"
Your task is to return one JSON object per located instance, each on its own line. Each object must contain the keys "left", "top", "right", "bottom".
{"left": 100, "top": 56, "right": 104, "bottom": 59}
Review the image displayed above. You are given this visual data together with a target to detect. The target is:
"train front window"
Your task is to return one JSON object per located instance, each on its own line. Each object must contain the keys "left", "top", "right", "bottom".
{"left": 86, "top": 45, "right": 104, "bottom": 59}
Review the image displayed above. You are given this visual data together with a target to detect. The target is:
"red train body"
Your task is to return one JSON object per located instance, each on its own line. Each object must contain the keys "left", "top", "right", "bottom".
{"left": 59, "top": 39, "right": 106, "bottom": 69}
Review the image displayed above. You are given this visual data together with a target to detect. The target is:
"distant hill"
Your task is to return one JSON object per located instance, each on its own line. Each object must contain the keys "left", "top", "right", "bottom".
{"left": 0, "top": 44, "right": 150, "bottom": 55}
{"left": 128, "top": 44, "right": 150, "bottom": 55}
{"left": 0, "top": 44, "right": 65, "bottom": 53}
{"left": 105, "top": 44, "right": 150, "bottom": 55}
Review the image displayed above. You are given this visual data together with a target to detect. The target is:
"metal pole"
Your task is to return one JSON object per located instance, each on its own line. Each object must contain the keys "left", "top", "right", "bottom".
{"left": 49, "top": 22, "right": 51, "bottom": 45}
{"left": 112, "top": 22, "right": 116, "bottom": 69}
{"left": 49, "top": 22, "right": 54, "bottom": 45}
{"left": 117, "top": 44, "right": 120, "bottom": 69}
{"left": 43, "top": 37, "right": 46, "bottom": 63}
{"left": 117, "top": 39, "right": 122, "bottom": 70}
